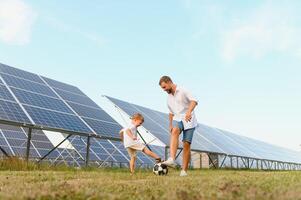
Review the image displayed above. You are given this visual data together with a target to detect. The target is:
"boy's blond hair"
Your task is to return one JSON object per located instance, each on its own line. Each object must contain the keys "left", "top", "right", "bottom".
{"left": 131, "top": 113, "right": 144, "bottom": 122}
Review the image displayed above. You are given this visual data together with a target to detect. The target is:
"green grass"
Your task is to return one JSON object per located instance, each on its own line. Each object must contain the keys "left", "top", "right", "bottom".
{"left": 0, "top": 159, "right": 301, "bottom": 200}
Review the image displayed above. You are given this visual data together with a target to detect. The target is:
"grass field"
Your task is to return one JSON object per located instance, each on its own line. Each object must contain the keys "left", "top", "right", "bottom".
{"left": 0, "top": 159, "right": 301, "bottom": 200}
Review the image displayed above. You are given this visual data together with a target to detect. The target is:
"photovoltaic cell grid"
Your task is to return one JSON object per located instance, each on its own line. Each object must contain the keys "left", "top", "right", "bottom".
{"left": 105, "top": 96, "right": 301, "bottom": 164}
{"left": 0, "top": 124, "right": 60, "bottom": 159}
{"left": 0, "top": 63, "right": 121, "bottom": 138}
{"left": 0, "top": 63, "right": 159, "bottom": 167}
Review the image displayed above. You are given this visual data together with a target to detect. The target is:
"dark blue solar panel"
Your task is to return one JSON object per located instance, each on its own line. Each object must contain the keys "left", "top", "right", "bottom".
{"left": 0, "top": 63, "right": 44, "bottom": 84}
{"left": 0, "top": 124, "right": 60, "bottom": 158}
{"left": 42, "top": 76, "right": 86, "bottom": 96}
{"left": 82, "top": 117, "right": 121, "bottom": 138}
{"left": 23, "top": 105, "right": 91, "bottom": 133}
{"left": 54, "top": 88, "right": 99, "bottom": 108}
{"left": 191, "top": 130, "right": 225, "bottom": 154}
{"left": 197, "top": 124, "right": 251, "bottom": 157}
{"left": 1, "top": 129, "right": 39, "bottom": 157}
{"left": 0, "top": 134, "right": 13, "bottom": 156}
{"left": 68, "top": 102, "right": 116, "bottom": 122}
{"left": 12, "top": 88, "right": 73, "bottom": 114}
{"left": 1, "top": 73, "right": 57, "bottom": 98}
{"left": 0, "top": 84, "right": 15, "bottom": 101}
{"left": 0, "top": 99, "right": 31, "bottom": 123}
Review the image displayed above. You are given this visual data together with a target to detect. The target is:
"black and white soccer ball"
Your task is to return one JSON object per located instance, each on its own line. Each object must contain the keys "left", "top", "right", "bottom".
{"left": 153, "top": 163, "right": 168, "bottom": 175}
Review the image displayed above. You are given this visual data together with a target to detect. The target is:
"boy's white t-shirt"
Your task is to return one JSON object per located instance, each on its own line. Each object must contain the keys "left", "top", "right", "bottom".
{"left": 122, "top": 123, "right": 140, "bottom": 148}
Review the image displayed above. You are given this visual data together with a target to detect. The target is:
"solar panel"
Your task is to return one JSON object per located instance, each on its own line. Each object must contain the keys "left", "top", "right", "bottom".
{"left": 0, "top": 99, "right": 31, "bottom": 123}
{"left": 41, "top": 76, "right": 86, "bottom": 96}
{"left": 0, "top": 63, "right": 45, "bottom": 84}
{"left": 0, "top": 63, "right": 122, "bottom": 139}
{"left": 0, "top": 84, "right": 15, "bottom": 101}
{"left": 1, "top": 73, "right": 57, "bottom": 98}
{"left": 52, "top": 88, "right": 99, "bottom": 108}
{"left": 0, "top": 124, "right": 61, "bottom": 158}
{"left": 23, "top": 105, "right": 91, "bottom": 133}
{"left": 105, "top": 95, "right": 301, "bottom": 164}
{"left": 12, "top": 88, "right": 73, "bottom": 114}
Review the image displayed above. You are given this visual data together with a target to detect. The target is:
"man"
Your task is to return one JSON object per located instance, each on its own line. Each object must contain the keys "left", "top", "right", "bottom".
{"left": 160, "top": 76, "right": 198, "bottom": 177}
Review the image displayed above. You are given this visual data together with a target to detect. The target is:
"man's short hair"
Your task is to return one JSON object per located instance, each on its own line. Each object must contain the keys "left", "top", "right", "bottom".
{"left": 159, "top": 76, "right": 173, "bottom": 85}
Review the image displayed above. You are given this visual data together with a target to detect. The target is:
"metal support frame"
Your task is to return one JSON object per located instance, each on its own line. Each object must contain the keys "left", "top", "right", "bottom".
{"left": 220, "top": 155, "right": 227, "bottom": 168}
{"left": 38, "top": 134, "right": 72, "bottom": 163}
{"left": 26, "top": 128, "right": 32, "bottom": 162}
{"left": 137, "top": 130, "right": 152, "bottom": 151}
{"left": 85, "top": 136, "right": 91, "bottom": 167}
{"left": 175, "top": 148, "right": 183, "bottom": 160}
{"left": 1, "top": 117, "right": 301, "bottom": 170}
{"left": 208, "top": 153, "right": 217, "bottom": 168}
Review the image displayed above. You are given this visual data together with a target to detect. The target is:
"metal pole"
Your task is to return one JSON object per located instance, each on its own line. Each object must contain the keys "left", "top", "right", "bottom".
{"left": 230, "top": 156, "right": 233, "bottom": 168}
{"left": 26, "top": 128, "right": 32, "bottom": 162}
{"left": 164, "top": 146, "right": 168, "bottom": 161}
{"left": 85, "top": 136, "right": 91, "bottom": 167}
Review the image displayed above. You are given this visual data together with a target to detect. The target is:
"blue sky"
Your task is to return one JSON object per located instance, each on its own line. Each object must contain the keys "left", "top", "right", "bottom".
{"left": 0, "top": 0, "right": 301, "bottom": 151}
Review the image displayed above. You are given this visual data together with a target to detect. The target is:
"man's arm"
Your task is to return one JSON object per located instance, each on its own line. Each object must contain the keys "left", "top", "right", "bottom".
{"left": 185, "top": 101, "right": 198, "bottom": 122}
{"left": 169, "top": 113, "right": 174, "bottom": 133}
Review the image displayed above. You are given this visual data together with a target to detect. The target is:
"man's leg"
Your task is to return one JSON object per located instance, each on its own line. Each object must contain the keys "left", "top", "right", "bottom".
{"left": 162, "top": 127, "right": 181, "bottom": 167}
{"left": 180, "top": 128, "right": 195, "bottom": 176}
{"left": 182, "top": 141, "right": 191, "bottom": 171}
{"left": 170, "top": 127, "right": 181, "bottom": 160}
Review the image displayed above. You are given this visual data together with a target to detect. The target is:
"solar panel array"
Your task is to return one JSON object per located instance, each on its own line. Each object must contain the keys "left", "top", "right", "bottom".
{"left": 106, "top": 96, "right": 301, "bottom": 164}
{"left": 0, "top": 63, "right": 162, "bottom": 167}
{"left": 0, "top": 63, "right": 121, "bottom": 138}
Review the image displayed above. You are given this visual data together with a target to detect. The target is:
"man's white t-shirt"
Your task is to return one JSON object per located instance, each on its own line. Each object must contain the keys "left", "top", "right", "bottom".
{"left": 122, "top": 123, "right": 140, "bottom": 148}
{"left": 167, "top": 86, "right": 198, "bottom": 130}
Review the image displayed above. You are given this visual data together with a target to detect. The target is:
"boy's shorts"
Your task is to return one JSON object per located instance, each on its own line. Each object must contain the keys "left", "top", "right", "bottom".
{"left": 172, "top": 121, "right": 195, "bottom": 144}
{"left": 126, "top": 143, "right": 146, "bottom": 158}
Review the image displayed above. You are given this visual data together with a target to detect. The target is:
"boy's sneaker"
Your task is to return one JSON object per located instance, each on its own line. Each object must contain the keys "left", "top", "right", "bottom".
{"left": 162, "top": 157, "right": 177, "bottom": 168}
{"left": 180, "top": 170, "right": 188, "bottom": 177}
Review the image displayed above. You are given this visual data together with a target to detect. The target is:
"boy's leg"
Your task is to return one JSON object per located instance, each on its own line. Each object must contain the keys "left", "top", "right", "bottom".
{"left": 130, "top": 156, "right": 136, "bottom": 173}
{"left": 127, "top": 148, "right": 137, "bottom": 174}
{"left": 142, "top": 147, "right": 160, "bottom": 160}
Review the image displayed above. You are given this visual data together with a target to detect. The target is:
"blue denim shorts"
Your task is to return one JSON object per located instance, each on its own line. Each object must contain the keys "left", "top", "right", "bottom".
{"left": 172, "top": 121, "right": 195, "bottom": 144}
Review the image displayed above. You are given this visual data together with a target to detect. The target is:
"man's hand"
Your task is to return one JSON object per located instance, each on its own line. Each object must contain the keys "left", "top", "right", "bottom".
{"left": 185, "top": 111, "right": 192, "bottom": 122}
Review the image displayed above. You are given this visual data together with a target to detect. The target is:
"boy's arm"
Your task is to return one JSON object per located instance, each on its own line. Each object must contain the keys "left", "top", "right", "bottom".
{"left": 126, "top": 129, "right": 137, "bottom": 140}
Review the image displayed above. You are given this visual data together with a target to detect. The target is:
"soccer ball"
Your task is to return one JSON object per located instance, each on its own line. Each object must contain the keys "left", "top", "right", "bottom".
{"left": 153, "top": 163, "right": 168, "bottom": 175}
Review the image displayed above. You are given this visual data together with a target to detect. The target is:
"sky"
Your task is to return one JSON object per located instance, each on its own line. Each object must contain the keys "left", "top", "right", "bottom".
{"left": 0, "top": 0, "right": 300, "bottom": 151}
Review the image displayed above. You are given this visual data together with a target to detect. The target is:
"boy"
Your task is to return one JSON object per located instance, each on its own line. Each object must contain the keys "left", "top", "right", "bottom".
{"left": 120, "top": 113, "right": 161, "bottom": 174}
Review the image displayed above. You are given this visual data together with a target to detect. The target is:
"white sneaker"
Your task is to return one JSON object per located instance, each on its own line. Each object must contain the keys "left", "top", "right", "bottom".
{"left": 162, "top": 157, "right": 177, "bottom": 168}
{"left": 180, "top": 170, "right": 188, "bottom": 177}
